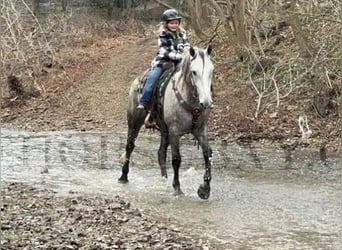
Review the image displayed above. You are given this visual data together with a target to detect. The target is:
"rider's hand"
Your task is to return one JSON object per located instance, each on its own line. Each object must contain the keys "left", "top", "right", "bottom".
{"left": 177, "top": 44, "right": 184, "bottom": 52}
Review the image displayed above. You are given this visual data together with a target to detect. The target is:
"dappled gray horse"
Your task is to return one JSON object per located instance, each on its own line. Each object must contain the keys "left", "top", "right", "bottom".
{"left": 119, "top": 45, "right": 214, "bottom": 199}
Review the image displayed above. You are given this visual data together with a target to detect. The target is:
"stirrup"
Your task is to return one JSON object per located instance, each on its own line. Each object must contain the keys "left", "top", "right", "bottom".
{"left": 144, "top": 112, "right": 159, "bottom": 130}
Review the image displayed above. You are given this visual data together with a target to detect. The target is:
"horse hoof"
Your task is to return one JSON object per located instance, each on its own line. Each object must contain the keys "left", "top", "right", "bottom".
{"left": 197, "top": 184, "right": 210, "bottom": 200}
{"left": 173, "top": 189, "right": 184, "bottom": 197}
{"left": 118, "top": 177, "right": 129, "bottom": 184}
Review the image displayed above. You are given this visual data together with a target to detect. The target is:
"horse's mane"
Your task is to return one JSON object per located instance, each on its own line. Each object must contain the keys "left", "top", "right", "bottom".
{"left": 177, "top": 47, "right": 207, "bottom": 85}
{"left": 177, "top": 51, "right": 192, "bottom": 84}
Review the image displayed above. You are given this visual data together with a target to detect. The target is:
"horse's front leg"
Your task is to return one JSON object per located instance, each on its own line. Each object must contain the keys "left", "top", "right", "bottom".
{"left": 169, "top": 133, "right": 184, "bottom": 196}
{"left": 194, "top": 130, "right": 212, "bottom": 200}
{"left": 158, "top": 128, "right": 169, "bottom": 178}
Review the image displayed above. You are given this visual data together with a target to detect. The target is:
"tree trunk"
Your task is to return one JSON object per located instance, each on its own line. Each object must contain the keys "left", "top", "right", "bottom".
{"left": 197, "top": 0, "right": 211, "bottom": 29}
{"left": 231, "top": 0, "right": 248, "bottom": 47}
{"left": 61, "top": 0, "right": 68, "bottom": 13}
{"left": 287, "top": 0, "right": 314, "bottom": 59}
{"left": 206, "top": 0, "right": 243, "bottom": 58}
{"left": 107, "top": 0, "right": 115, "bottom": 19}
{"left": 186, "top": 0, "right": 208, "bottom": 40}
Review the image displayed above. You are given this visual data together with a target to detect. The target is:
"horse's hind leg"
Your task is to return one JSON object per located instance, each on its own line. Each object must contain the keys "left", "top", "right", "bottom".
{"left": 169, "top": 133, "right": 184, "bottom": 196}
{"left": 158, "top": 127, "right": 169, "bottom": 178}
{"left": 119, "top": 113, "right": 145, "bottom": 183}
{"left": 194, "top": 130, "right": 212, "bottom": 199}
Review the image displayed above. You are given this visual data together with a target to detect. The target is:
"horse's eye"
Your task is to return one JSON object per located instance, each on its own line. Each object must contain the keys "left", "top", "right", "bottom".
{"left": 192, "top": 71, "right": 197, "bottom": 76}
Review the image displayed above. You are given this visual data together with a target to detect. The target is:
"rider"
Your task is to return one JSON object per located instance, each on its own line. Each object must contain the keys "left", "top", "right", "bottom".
{"left": 137, "top": 8, "right": 191, "bottom": 109}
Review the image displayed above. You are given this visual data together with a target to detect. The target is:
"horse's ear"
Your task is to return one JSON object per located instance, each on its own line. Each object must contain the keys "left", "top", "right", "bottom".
{"left": 206, "top": 44, "right": 212, "bottom": 55}
{"left": 190, "top": 47, "right": 195, "bottom": 57}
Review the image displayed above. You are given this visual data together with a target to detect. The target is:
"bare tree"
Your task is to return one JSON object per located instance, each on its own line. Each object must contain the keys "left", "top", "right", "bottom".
{"left": 230, "top": 0, "right": 248, "bottom": 47}
{"left": 61, "top": 0, "right": 69, "bottom": 13}
{"left": 186, "top": 0, "right": 208, "bottom": 40}
{"left": 107, "top": 0, "right": 115, "bottom": 19}
{"left": 198, "top": 0, "right": 250, "bottom": 58}
{"left": 194, "top": 0, "right": 211, "bottom": 29}
{"left": 286, "top": 0, "right": 315, "bottom": 60}
{"left": 0, "top": 0, "right": 50, "bottom": 99}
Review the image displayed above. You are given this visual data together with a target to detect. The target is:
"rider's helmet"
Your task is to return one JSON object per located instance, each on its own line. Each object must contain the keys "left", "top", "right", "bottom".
{"left": 161, "top": 9, "right": 182, "bottom": 22}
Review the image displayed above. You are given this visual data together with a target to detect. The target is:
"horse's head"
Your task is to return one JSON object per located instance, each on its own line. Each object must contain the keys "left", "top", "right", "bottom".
{"left": 184, "top": 45, "right": 214, "bottom": 109}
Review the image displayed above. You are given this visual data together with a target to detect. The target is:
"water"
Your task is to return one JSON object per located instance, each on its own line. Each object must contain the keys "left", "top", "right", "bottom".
{"left": 1, "top": 128, "right": 341, "bottom": 249}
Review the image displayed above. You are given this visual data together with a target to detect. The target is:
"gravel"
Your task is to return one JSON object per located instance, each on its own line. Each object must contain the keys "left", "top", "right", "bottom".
{"left": 1, "top": 182, "right": 208, "bottom": 249}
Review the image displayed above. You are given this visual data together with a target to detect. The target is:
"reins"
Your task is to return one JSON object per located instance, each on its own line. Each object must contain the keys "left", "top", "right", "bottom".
{"left": 171, "top": 77, "right": 204, "bottom": 128}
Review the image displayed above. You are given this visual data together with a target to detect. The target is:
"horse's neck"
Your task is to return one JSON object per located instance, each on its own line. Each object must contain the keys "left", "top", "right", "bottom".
{"left": 171, "top": 57, "right": 197, "bottom": 104}
{"left": 176, "top": 73, "right": 198, "bottom": 105}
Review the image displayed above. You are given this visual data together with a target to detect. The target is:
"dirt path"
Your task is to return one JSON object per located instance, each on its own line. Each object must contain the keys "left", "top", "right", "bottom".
{"left": 2, "top": 37, "right": 156, "bottom": 132}
{"left": 57, "top": 37, "right": 155, "bottom": 130}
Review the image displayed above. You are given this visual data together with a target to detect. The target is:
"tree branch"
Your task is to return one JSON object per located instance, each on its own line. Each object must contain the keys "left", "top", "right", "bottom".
{"left": 185, "top": 0, "right": 208, "bottom": 40}
{"left": 204, "top": 20, "right": 221, "bottom": 46}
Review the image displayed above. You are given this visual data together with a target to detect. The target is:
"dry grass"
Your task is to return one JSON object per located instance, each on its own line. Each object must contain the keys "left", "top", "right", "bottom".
{"left": 0, "top": 1, "right": 149, "bottom": 102}
{"left": 206, "top": 1, "right": 341, "bottom": 121}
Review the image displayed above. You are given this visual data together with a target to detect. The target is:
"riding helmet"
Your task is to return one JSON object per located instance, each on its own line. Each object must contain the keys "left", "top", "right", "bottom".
{"left": 161, "top": 9, "right": 182, "bottom": 22}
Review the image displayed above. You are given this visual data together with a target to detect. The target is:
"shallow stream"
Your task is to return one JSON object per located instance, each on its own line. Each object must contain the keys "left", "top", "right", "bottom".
{"left": 1, "top": 128, "right": 341, "bottom": 249}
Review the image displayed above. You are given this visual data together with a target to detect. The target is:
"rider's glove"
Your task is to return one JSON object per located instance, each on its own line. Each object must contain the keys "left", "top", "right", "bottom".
{"left": 177, "top": 44, "right": 184, "bottom": 52}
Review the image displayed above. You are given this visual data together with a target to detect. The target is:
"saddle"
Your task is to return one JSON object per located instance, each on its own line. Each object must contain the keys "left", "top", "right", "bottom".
{"left": 138, "top": 62, "right": 176, "bottom": 129}
{"left": 138, "top": 62, "right": 175, "bottom": 93}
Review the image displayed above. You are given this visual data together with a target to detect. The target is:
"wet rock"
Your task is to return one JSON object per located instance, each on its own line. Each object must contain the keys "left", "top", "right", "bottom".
{"left": 126, "top": 208, "right": 142, "bottom": 217}
{"left": 71, "top": 198, "right": 78, "bottom": 204}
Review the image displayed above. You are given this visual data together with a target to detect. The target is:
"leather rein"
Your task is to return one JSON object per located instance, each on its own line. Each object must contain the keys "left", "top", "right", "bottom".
{"left": 171, "top": 77, "right": 204, "bottom": 127}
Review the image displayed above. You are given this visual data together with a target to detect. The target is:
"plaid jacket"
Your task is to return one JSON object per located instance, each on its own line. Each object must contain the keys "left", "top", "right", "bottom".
{"left": 151, "top": 28, "right": 190, "bottom": 67}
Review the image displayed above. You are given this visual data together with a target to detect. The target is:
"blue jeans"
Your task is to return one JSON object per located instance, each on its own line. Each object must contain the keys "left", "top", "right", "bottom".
{"left": 139, "top": 66, "right": 164, "bottom": 107}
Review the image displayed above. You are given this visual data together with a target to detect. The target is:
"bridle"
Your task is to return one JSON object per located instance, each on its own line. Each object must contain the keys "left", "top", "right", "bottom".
{"left": 171, "top": 77, "right": 205, "bottom": 128}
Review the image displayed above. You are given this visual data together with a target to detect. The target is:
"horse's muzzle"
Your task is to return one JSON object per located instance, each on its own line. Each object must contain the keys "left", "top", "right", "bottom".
{"left": 200, "top": 101, "right": 213, "bottom": 109}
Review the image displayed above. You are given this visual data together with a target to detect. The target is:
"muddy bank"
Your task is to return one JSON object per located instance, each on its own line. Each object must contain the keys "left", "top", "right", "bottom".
{"left": 1, "top": 182, "right": 209, "bottom": 249}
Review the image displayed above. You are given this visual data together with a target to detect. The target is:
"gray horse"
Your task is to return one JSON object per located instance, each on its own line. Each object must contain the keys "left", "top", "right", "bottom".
{"left": 119, "top": 45, "right": 214, "bottom": 199}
